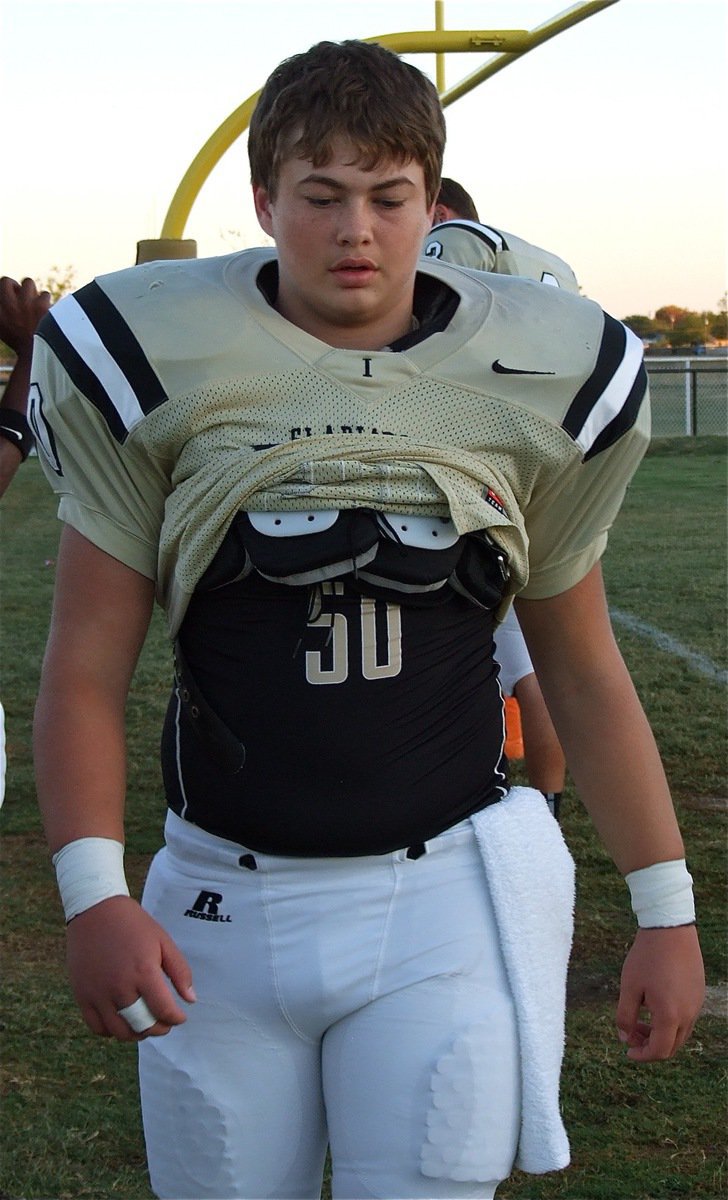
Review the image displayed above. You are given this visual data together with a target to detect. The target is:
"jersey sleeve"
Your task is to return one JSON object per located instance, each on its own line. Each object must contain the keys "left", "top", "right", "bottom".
{"left": 423, "top": 223, "right": 497, "bottom": 271}
{"left": 518, "top": 315, "right": 651, "bottom": 599}
{"left": 29, "top": 295, "right": 172, "bottom": 579}
{"left": 423, "top": 220, "right": 579, "bottom": 294}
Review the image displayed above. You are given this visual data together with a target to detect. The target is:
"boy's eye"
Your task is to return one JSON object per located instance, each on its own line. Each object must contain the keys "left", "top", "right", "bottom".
{"left": 304, "top": 196, "right": 405, "bottom": 209}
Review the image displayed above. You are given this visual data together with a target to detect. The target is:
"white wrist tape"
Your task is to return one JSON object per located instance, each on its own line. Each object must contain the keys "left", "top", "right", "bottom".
{"left": 625, "top": 858, "right": 695, "bottom": 928}
{"left": 52, "top": 837, "right": 130, "bottom": 923}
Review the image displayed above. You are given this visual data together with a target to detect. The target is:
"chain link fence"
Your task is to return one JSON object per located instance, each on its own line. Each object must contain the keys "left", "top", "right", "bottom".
{"left": 646, "top": 356, "right": 727, "bottom": 437}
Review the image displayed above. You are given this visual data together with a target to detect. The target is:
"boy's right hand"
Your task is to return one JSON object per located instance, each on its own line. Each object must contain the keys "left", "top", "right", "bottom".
{"left": 65, "top": 895, "right": 196, "bottom": 1041}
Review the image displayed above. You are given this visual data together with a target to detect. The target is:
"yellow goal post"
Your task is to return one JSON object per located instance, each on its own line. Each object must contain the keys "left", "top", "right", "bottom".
{"left": 136, "top": 1, "right": 618, "bottom": 264}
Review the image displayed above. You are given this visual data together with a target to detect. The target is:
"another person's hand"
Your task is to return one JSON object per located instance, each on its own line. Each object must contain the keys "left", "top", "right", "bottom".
{"left": 65, "top": 895, "right": 196, "bottom": 1042}
{"left": 0, "top": 276, "right": 52, "bottom": 494}
{"left": 0, "top": 275, "right": 51, "bottom": 356}
{"left": 616, "top": 924, "right": 705, "bottom": 1061}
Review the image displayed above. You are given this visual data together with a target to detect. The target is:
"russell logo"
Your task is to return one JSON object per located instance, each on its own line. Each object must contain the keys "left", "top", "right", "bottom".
{"left": 184, "top": 890, "right": 232, "bottom": 923}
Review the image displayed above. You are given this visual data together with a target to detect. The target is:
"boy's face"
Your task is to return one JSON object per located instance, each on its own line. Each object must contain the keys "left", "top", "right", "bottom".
{"left": 253, "top": 138, "right": 436, "bottom": 350}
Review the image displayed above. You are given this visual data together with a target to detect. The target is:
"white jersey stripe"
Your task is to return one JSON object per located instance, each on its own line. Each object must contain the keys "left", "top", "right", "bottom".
{"left": 436, "top": 219, "right": 505, "bottom": 253}
{"left": 51, "top": 295, "right": 146, "bottom": 433}
{"left": 573, "top": 325, "right": 644, "bottom": 455}
{"left": 477, "top": 224, "right": 506, "bottom": 252}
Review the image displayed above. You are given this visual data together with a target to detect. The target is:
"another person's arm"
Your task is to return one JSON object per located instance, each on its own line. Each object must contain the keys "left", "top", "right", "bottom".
{"left": 34, "top": 525, "right": 195, "bottom": 1041}
{"left": 513, "top": 672, "right": 566, "bottom": 797}
{"left": 515, "top": 566, "right": 705, "bottom": 1062}
{"left": 0, "top": 276, "right": 51, "bottom": 497}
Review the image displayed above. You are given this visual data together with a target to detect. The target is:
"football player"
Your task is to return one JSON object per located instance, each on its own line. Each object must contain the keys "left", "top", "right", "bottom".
{"left": 424, "top": 176, "right": 580, "bottom": 292}
{"left": 423, "top": 180, "right": 570, "bottom": 816}
{"left": 32, "top": 39, "right": 704, "bottom": 1200}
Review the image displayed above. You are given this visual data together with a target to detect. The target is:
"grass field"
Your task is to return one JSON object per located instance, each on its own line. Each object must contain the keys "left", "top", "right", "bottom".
{"left": 1, "top": 439, "right": 726, "bottom": 1200}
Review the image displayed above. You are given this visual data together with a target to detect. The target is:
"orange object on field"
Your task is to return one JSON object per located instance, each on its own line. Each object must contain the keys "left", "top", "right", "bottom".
{"left": 504, "top": 694, "right": 524, "bottom": 760}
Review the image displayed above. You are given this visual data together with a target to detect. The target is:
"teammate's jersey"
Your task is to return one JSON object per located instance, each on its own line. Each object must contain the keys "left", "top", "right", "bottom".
{"left": 423, "top": 220, "right": 580, "bottom": 294}
{"left": 30, "top": 249, "right": 648, "bottom": 853}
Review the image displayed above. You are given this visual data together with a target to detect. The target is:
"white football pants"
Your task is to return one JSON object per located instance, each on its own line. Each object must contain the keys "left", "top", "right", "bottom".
{"left": 139, "top": 811, "right": 520, "bottom": 1199}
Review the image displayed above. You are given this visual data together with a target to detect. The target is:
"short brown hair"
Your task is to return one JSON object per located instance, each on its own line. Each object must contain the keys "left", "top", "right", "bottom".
{"left": 249, "top": 40, "right": 445, "bottom": 205}
{"left": 438, "top": 178, "right": 480, "bottom": 222}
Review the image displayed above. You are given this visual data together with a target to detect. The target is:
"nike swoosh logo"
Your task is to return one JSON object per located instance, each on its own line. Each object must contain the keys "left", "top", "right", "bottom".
{"left": 492, "top": 359, "right": 556, "bottom": 376}
{"left": 0, "top": 425, "right": 23, "bottom": 441}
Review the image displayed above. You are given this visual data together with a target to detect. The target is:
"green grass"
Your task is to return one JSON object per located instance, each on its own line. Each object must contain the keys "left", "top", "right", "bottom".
{"left": 1, "top": 440, "right": 726, "bottom": 1200}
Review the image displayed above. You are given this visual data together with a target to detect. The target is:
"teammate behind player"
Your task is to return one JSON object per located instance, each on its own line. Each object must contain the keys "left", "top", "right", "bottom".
{"left": 424, "top": 176, "right": 580, "bottom": 292}
{"left": 32, "top": 39, "right": 703, "bottom": 1200}
{"left": 424, "top": 179, "right": 569, "bottom": 815}
{"left": 494, "top": 606, "right": 566, "bottom": 817}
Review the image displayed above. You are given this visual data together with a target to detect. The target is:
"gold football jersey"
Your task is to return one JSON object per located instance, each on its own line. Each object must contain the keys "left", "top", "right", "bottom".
{"left": 423, "top": 220, "right": 580, "bottom": 294}
{"left": 30, "top": 249, "right": 648, "bottom": 635}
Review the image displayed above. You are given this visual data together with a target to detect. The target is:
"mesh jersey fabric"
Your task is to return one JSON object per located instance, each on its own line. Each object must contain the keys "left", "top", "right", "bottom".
{"left": 30, "top": 248, "right": 648, "bottom": 636}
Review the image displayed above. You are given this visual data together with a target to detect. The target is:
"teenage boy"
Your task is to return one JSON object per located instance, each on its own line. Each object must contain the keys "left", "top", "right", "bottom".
{"left": 32, "top": 39, "right": 703, "bottom": 1200}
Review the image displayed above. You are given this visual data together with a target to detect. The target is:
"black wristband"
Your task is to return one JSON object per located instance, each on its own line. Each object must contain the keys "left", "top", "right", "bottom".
{"left": 543, "top": 791, "right": 562, "bottom": 821}
{"left": 0, "top": 407, "right": 34, "bottom": 462}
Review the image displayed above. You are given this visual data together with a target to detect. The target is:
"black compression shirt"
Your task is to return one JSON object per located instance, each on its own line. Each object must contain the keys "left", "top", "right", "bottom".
{"left": 162, "top": 573, "right": 508, "bottom": 855}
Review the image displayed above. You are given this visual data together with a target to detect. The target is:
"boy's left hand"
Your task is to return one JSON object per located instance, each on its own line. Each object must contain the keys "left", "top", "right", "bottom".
{"left": 616, "top": 924, "right": 705, "bottom": 1060}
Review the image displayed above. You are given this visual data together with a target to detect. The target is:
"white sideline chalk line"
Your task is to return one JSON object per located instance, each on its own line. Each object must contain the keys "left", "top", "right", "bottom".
{"left": 610, "top": 608, "right": 728, "bottom": 685}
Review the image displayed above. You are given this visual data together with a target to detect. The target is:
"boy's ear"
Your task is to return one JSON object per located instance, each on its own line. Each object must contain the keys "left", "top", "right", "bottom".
{"left": 253, "top": 185, "right": 274, "bottom": 236}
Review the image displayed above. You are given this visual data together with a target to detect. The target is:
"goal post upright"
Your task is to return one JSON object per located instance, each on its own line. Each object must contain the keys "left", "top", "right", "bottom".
{"left": 136, "top": 1, "right": 619, "bottom": 264}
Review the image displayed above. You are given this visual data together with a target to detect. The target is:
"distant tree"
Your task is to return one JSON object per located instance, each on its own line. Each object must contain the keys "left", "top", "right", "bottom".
{"left": 667, "top": 312, "right": 706, "bottom": 349}
{"left": 38, "top": 265, "right": 75, "bottom": 305}
{"left": 710, "top": 294, "right": 728, "bottom": 340}
{"left": 655, "top": 305, "right": 689, "bottom": 328}
{"left": 622, "top": 314, "right": 657, "bottom": 339}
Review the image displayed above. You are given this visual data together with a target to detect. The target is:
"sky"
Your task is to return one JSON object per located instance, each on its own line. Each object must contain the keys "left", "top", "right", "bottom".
{"left": 1, "top": 0, "right": 726, "bottom": 319}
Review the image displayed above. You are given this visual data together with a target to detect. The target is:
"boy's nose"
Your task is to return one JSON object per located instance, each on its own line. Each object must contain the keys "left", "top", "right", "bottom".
{"left": 336, "top": 202, "right": 373, "bottom": 247}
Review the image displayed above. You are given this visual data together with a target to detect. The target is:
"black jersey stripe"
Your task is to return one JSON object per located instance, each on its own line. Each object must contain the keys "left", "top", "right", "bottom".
{"left": 479, "top": 224, "right": 510, "bottom": 252}
{"left": 562, "top": 313, "right": 626, "bottom": 440}
{"left": 562, "top": 313, "right": 645, "bottom": 456}
{"left": 433, "top": 220, "right": 508, "bottom": 255}
{"left": 36, "top": 311, "right": 128, "bottom": 443}
{"left": 583, "top": 360, "right": 648, "bottom": 461}
{"left": 73, "top": 280, "right": 168, "bottom": 416}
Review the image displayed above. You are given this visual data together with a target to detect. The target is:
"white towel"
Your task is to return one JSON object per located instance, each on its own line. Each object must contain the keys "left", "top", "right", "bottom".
{"left": 470, "top": 786, "right": 575, "bottom": 1173}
